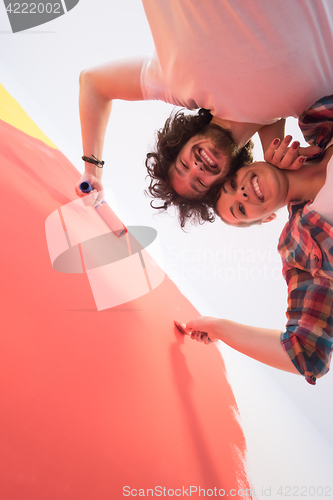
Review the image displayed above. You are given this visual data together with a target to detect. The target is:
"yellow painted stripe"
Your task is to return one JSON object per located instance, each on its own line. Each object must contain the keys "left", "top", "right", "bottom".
{"left": 0, "top": 83, "right": 57, "bottom": 149}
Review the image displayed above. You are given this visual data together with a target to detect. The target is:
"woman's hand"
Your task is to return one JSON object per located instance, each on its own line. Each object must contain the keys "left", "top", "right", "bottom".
{"left": 184, "top": 316, "right": 223, "bottom": 345}
{"left": 179, "top": 316, "right": 300, "bottom": 375}
{"left": 264, "top": 136, "right": 321, "bottom": 170}
{"left": 75, "top": 172, "right": 104, "bottom": 206}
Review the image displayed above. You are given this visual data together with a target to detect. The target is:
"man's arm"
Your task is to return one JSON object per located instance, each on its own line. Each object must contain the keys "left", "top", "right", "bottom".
{"left": 258, "top": 118, "right": 286, "bottom": 154}
{"left": 77, "top": 57, "right": 146, "bottom": 202}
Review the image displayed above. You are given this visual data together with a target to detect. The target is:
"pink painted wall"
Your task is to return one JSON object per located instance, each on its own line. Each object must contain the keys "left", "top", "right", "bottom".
{"left": 0, "top": 118, "right": 254, "bottom": 499}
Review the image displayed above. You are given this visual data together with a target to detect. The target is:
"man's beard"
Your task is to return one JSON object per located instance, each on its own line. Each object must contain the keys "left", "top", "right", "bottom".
{"left": 196, "top": 123, "right": 238, "bottom": 176}
{"left": 201, "top": 123, "right": 237, "bottom": 155}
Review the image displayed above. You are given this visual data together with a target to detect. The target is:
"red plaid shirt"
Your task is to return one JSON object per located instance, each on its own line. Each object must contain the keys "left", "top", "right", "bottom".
{"left": 299, "top": 94, "right": 333, "bottom": 153}
{"left": 278, "top": 201, "right": 333, "bottom": 385}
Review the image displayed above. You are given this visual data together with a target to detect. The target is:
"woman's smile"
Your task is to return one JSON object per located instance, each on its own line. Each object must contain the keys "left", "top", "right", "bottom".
{"left": 216, "top": 161, "right": 289, "bottom": 224}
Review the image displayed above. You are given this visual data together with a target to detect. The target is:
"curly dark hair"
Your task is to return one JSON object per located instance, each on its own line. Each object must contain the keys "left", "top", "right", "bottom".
{"left": 145, "top": 108, "right": 254, "bottom": 228}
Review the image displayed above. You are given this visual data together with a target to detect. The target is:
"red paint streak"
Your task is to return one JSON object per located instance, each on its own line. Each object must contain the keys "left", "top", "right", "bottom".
{"left": 125, "top": 231, "right": 132, "bottom": 255}
{"left": 78, "top": 243, "right": 86, "bottom": 273}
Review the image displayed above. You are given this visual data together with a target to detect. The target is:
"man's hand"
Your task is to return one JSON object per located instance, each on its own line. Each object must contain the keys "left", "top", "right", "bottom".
{"left": 75, "top": 172, "right": 104, "bottom": 206}
{"left": 264, "top": 136, "right": 321, "bottom": 170}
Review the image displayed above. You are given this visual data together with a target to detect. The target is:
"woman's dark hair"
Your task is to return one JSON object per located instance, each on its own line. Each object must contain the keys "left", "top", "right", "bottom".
{"left": 145, "top": 108, "right": 253, "bottom": 228}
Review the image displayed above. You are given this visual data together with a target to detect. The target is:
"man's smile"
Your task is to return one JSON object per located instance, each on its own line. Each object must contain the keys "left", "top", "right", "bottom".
{"left": 193, "top": 146, "right": 221, "bottom": 174}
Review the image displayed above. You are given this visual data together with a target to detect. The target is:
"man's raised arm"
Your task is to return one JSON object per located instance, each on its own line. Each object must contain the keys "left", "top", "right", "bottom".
{"left": 77, "top": 57, "right": 146, "bottom": 202}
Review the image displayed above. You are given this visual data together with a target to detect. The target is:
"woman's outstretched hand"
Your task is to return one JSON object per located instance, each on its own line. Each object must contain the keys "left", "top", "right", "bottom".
{"left": 264, "top": 136, "right": 321, "bottom": 170}
{"left": 178, "top": 316, "right": 300, "bottom": 375}
{"left": 183, "top": 316, "right": 223, "bottom": 345}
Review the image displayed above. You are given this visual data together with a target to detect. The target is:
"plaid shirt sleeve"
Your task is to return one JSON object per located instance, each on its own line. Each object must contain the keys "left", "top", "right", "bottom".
{"left": 298, "top": 95, "right": 333, "bottom": 152}
{"left": 279, "top": 203, "right": 333, "bottom": 385}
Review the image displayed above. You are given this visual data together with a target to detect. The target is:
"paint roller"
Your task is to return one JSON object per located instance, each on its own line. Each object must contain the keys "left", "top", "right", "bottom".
{"left": 80, "top": 181, "right": 127, "bottom": 237}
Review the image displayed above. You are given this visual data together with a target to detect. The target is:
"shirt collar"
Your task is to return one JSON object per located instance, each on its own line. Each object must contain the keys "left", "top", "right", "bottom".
{"left": 288, "top": 199, "right": 312, "bottom": 217}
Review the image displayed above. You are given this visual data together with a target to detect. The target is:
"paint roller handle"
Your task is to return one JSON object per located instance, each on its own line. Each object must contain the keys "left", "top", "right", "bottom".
{"left": 75, "top": 173, "right": 104, "bottom": 206}
{"left": 79, "top": 181, "right": 104, "bottom": 207}
{"left": 80, "top": 181, "right": 93, "bottom": 193}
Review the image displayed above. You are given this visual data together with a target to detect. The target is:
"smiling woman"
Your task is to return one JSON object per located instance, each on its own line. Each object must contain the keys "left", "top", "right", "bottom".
{"left": 183, "top": 143, "right": 333, "bottom": 385}
{"left": 216, "top": 149, "right": 329, "bottom": 227}
{"left": 216, "top": 161, "right": 289, "bottom": 225}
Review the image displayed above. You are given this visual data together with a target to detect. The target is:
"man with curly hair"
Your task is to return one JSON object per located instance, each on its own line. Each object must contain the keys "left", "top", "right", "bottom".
{"left": 145, "top": 108, "right": 255, "bottom": 227}
{"left": 77, "top": 0, "right": 333, "bottom": 226}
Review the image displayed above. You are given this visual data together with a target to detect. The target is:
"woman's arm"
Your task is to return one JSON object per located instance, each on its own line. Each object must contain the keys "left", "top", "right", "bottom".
{"left": 77, "top": 57, "right": 146, "bottom": 202}
{"left": 183, "top": 316, "right": 300, "bottom": 375}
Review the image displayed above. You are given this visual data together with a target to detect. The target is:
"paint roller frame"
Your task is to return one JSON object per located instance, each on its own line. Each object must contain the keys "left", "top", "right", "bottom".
{"left": 79, "top": 181, "right": 127, "bottom": 237}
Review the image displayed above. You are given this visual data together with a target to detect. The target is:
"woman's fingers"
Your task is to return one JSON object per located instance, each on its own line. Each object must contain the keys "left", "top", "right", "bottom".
{"left": 190, "top": 330, "right": 203, "bottom": 342}
{"left": 265, "top": 137, "right": 323, "bottom": 171}
{"left": 281, "top": 140, "right": 300, "bottom": 166}
{"left": 202, "top": 333, "right": 213, "bottom": 344}
{"left": 272, "top": 135, "right": 292, "bottom": 163}
{"left": 265, "top": 135, "right": 292, "bottom": 163}
{"left": 189, "top": 330, "right": 212, "bottom": 343}
{"left": 178, "top": 316, "right": 217, "bottom": 344}
{"left": 265, "top": 136, "right": 304, "bottom": 170}
{"left": 264, "top": 136, "right": 291, "bottom": 162}
{"left": 298, "top": 145, "right": 322, "bottom": 157}
{"left": 280, "top": 155, "right": 306, "bottom": 170}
